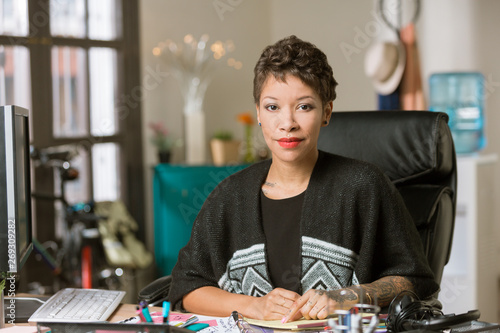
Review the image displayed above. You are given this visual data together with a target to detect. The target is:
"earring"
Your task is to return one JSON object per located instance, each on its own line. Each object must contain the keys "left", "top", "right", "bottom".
{"left": 324, "top": 121, "right": 328, "bottom": 125}
{"left": 258, "top": 122, "right": 261, "bottom": 126}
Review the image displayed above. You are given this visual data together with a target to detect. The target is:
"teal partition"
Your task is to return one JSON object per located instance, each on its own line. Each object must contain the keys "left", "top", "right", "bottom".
{"left": 153, "top": 163, "right": 249, "bottom": 276}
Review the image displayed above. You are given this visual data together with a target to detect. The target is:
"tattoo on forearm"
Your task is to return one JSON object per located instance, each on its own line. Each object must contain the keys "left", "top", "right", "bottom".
{"left": 360, "top": 276, "right": 414, "bottom": 307}
{"left": 326, "top": 276, "right": 413, "bottom": 308}
{"left": 327, "top": 289, "right": 358, "bottom": 303}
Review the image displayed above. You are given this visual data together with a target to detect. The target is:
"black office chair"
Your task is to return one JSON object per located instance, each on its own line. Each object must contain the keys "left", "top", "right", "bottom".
{"left": 317, "top": 110, "right": 457, "bottom": 287}
{"left": 139, "top": 110, "right": 457, "bottom": 305}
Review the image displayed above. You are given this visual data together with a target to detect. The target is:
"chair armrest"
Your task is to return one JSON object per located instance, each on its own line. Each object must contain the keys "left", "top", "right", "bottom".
{"left": 138, "top": 275, "right": 172, "bottom": 306}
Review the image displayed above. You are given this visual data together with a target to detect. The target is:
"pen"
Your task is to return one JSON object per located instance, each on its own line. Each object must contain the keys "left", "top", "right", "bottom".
{"left": 163, "top": 300, "right": 170, "bottom": 324}
{"left": 182, "top": 315, "right": 198, "bottom": 327}
{"left": 175, "top": 315, "right": 198, "bottom": 327}
{"left": 142, "top": 305, "right": 153, "bottom": 323}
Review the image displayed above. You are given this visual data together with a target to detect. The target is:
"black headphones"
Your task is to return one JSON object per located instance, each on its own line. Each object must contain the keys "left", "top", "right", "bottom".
{"left": 386, "top": 290, "right": 480, "bottom": 332}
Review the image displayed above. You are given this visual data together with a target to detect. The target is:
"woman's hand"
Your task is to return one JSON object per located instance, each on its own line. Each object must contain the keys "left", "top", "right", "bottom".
{"left": 282, "top": 289, "right": 359, "bottom": 323}
{"left": 245, "top": 288, "right": 300, "bottom": 320}
{"left": 281, "top": 289, "right": 329, "bottom": 323}
{"left": 282, "top": 276, "right": 415, "bottom": 323}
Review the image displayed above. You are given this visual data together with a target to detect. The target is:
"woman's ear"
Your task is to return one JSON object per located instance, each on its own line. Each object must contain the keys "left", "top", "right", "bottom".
{"left": 256, "top": 104, "right": 261, "bottom": 125}
{"left": 322, "top": 101, "right": 333, "bottom": 126}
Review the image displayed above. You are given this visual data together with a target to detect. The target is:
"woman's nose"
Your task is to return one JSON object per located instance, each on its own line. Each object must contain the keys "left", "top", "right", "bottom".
{"left": 279, "top": 109, "right": 298, "bottom": 131}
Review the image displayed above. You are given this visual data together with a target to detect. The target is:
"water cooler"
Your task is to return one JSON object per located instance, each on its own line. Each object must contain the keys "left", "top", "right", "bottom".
{"left": 429, "top": 72, "right": 486, "bottom": 154}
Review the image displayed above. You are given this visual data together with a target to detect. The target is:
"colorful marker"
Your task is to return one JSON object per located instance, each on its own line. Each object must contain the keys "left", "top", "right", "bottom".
{"left": 135, "top": 306, "right": 146, "bottom": 323}
{"left": 141, "top": 305, "right": 153, "bottom": 323}
{"left": 163, "top": 301, "right": 170, "bottom": 324}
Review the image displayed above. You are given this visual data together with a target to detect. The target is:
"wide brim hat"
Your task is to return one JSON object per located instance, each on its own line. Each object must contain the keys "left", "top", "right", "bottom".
{"left": 364, "top": 40, "right": 406, "bottom": 95}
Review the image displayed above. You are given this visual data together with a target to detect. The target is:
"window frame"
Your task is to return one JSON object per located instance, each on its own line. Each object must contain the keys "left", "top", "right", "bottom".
{"left": 0, "top": 0, "right": 145, "bottom": 246}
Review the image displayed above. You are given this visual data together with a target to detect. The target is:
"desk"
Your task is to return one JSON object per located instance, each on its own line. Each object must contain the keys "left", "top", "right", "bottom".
{"left": 2, "top": 303, "right": 164, "bottom": 330}
{"left": 108, "top": 303, "right": 163, "bottom": 322}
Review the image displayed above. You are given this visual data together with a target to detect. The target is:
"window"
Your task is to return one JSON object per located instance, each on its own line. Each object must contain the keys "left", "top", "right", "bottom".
{"left": 0, "top": 0, "right": 31, "bottom": 108}
{"left": 0, "top": 0, "right": 144, "bottom": 268}
{"left": 0, "top": 45, "right": 31, "bottom": 109}
{"left": 51, "top": 46, "right": 88, "bottom": 138}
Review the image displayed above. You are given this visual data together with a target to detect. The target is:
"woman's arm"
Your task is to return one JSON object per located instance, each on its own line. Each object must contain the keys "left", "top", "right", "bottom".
{"left": 183, "top": 286, "right": 301, "bottom": 320}
{"left": 331, "top": 275, "right": 414, "bottom": 308}
{"left": 282, "top": 275, "right": 413, "bottom": 322}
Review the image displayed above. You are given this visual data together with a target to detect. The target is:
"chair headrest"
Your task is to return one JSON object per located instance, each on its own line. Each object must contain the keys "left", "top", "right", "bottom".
{"left": 318, "top": 111, "right": 455, "bottom": 186}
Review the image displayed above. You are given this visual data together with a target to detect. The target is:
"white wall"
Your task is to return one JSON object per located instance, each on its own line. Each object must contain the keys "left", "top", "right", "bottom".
{"left": 139, "top": 1, "right": 500, "bottom": 290}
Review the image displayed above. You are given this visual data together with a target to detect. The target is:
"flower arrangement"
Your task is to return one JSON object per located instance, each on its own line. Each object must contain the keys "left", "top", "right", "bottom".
{"left": 152, "top": 34, "right": 242, "bottom": 116}
{"left": 148, "top": 121, "right": 173, "bottom": 152}
{"left": 237, "top": 112, "right": 256, "bottom": 163}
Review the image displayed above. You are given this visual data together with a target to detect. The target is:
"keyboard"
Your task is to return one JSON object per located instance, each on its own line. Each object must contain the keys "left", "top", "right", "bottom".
{"left": 28, "top": 288, "right": 126, "bottom": 323}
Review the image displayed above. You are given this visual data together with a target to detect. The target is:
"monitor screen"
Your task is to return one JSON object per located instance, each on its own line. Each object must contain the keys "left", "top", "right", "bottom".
{"left": 0, "top": 105, "right": 33, "bottom": 273}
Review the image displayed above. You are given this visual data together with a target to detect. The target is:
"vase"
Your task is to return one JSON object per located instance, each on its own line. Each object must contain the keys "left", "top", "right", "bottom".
{"left": 182, "top": 76, "right": 210, "bottom": 165}
{"left": 158, "top": 151, "right": 171, "bottom": 164}
{"left": 184, "top": 111, "right": 206, "bottom": 165}
{"left": 210, "top": 139, "right": 241, "bottom": 166}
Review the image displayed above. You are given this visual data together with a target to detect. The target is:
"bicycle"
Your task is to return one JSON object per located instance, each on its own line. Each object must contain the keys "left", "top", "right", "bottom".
{"left": 29, "top": 145, "right": 121, "bottom": 292}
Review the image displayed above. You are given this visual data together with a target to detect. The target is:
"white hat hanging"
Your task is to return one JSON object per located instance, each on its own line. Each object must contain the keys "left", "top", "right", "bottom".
{"left": 364, "top": 40, "right": 406, "bottom": 95}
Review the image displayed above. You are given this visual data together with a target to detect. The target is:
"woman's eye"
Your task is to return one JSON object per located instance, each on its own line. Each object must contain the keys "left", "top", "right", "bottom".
{"left": 298, "top": 104, "right": 312, "bottom": 111}
{"left": 266, "top": 105, "right": 278, "bottom": 111}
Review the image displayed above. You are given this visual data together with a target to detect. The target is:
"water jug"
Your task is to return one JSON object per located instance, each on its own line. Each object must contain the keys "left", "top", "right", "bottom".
{"left": 429, "top": 72, "right": 486, "bottom": 154}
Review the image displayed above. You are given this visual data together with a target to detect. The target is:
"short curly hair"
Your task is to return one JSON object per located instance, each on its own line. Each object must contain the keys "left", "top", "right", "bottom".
{"left": 253, "top": 35, "right": 338, "bottom": 106}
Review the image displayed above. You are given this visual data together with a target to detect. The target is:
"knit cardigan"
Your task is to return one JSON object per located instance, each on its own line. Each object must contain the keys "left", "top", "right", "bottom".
{"left": 169, "top": 151, "right": 439, "bottom": 310}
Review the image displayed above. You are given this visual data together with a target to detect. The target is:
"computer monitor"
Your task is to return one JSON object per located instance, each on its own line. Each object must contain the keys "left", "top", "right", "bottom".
{"left": 0, "top": 105, "right": 33, "bottom": 274}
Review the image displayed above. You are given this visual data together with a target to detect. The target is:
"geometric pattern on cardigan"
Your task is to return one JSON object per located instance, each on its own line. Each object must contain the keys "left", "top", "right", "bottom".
{"left": 301, "top": 236, "right": 359, "bottom": 291}
{"left": 218, "top": 243, "right": 272, "bottom": 296}
{"left": 218, "top": 237, "right": 359, "bottom": 296}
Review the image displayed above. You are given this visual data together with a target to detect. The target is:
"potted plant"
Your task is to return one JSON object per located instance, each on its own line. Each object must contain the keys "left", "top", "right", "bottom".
{"left": 148, "top": 121, "right": 173, "bottom": 163}
{"left": 210, "top": 130, "right": 241, "bottom": 166}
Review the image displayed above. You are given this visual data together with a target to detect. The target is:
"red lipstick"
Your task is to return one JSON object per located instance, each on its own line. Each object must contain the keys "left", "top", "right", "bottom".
{"left": 278, "top": 137, "right": 302, "bottom": 148}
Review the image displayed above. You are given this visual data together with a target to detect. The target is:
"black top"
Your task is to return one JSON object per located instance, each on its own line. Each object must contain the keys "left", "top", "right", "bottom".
{"left": 169, "top": 151, "right": 439, "bottom": 310}
{"left": 261, "top": 190, "right": 305, "bottom": 293}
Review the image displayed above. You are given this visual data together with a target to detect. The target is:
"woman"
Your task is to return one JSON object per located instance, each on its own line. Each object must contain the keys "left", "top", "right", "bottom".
{"left": 169, "top": 35, "right": 438, "bottom": 322}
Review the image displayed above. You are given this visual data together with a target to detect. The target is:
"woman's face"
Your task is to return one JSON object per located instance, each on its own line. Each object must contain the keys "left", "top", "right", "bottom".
{"left": 256, "top": 74, "right": 332, "bottom": 164}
